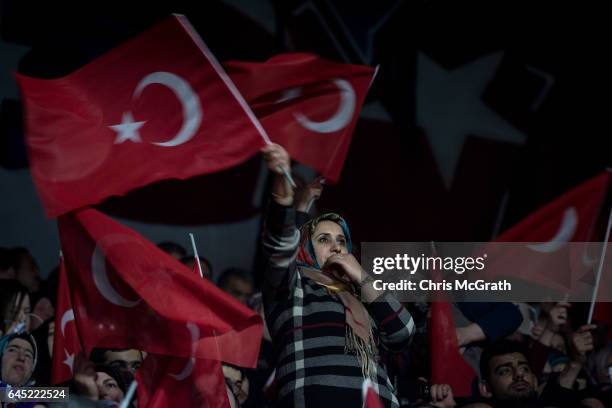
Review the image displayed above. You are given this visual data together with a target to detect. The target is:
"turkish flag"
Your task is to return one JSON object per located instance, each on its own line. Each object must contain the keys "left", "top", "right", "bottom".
{"left": 362, "top": 379, "right": 385, "bottom": 408}
{"left": 57, "top": 207, "right": 263, "bottom": 367}
{"left": 136, "top": 354, "right": 229, "bottom": 408}
{"left": 51, "top": 255, "right": 84, "bottom": 384}
{"left": 496, "top": 171, "right": 610, "bottom": 243}
{"left": 483, "top": 170, "right": 611, "bottom": 293}
{"left": 17, "top": 14, "right": 266, "bottom": 218}
{"left": 225, "top": 53, "right": 375, "bottom": 183}
{"left": 430, "top": 301, "right": 477, "bottom": 397}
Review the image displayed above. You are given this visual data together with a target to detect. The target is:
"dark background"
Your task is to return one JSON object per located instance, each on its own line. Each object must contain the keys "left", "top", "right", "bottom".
{"left": 1, "top": 0, "right": 609, "bottom": 278}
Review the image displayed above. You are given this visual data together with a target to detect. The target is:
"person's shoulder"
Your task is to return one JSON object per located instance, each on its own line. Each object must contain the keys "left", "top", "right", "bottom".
{"left": 461, "top": 403, "right": 494, "bottom": 408}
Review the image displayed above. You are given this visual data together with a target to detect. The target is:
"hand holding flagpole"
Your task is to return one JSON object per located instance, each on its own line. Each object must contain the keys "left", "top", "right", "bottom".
{"left": 261, "top": 143, "right": 295, "bottom": 205}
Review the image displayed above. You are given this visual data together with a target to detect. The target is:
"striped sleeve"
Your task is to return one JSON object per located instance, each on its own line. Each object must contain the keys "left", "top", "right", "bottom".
{"left": 261, "top": 201, "right": 300, "bottom": 311}
{"left": 367, "top": 294, "right": 415, "bottom": 352}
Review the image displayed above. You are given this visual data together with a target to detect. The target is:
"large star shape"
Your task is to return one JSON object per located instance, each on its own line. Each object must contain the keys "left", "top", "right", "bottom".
{"left": 108, "top": 112, "right": 146, "bottom": 144}
{"left": 416, "top": 51, "right": 527, "bottom": 189}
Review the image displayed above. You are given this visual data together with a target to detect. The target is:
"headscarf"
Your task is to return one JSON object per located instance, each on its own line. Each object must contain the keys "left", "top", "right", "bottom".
{"left": 296, "top": 213, "right": 378, "bottom": 380}
{"left": 0, "top": 332, "right": 38, "bottom": 386}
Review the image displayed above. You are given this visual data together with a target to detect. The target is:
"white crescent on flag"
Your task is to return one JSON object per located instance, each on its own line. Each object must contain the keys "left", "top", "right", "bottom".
{"left": 92, "top": 243, "right": 141, "bottom": 308}
{"left": 526, "top": 207, "right": 577, "bottom": 253}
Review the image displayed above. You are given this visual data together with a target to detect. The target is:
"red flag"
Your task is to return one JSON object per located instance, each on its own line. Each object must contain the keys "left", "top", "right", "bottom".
{"left": 225, "top": 53, "right": 375, "bottom": 183}
{"left": 484, "top": 171, "right": 611, "bottom": 292}
{"left": 430, "top": 301, "right": 477, "bottom": 397}
{"left": 136, "top": 354, "right": 229, "bottom": 408}
{"left": 17, "top": 15, "right": 266, "bottom": 218}
{"left": 51, "top": 255, "right": 84, "bottom": 384}
{"left": 362, "top": 379, "right": 384, "bottom": 408}
{"left": 57, "top": 207, "right": 263, "bottom": 367}
{"left": 496, "top": 171, "right": 610, "bottom": 243}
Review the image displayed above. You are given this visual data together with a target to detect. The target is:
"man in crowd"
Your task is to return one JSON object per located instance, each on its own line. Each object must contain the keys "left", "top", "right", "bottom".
{"left": 90, "top": 348, "right": 143, "bottom": 385}
{"left": 217, "top": 268, "right": 254, "bottom": 305}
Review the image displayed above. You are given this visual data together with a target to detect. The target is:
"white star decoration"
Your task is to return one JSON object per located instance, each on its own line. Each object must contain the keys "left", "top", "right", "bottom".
{"left": 416, "top": 51, "right": 527, "bottom": 189}
{"left": 63, "top": 349, "right": 75, "bottom": 373}
{"left": 108, "top": 112, "right": 146, "bottom": 144}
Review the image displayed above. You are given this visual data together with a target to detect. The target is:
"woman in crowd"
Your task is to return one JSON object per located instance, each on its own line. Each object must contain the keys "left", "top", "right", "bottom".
{"left": 260, "top": 143, "right": 415, "bottom": 407}
{"left": 0, "top": 280, "right": 31, "bottom": 337}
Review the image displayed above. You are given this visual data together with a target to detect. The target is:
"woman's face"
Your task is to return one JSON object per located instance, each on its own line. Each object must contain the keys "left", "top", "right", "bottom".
{"left": 96, "top": 371, "right": 124, "bottom": 402}
{"left": 16, "top": 254, "right": 41, "bottom": 293}
{"left": 4, "top": 293, "right": 30, "bottom": 335}
{"left": 311, "top": 221, "right": 348, "bottom": 267}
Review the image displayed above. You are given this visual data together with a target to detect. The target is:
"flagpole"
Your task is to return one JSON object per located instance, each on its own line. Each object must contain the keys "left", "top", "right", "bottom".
{"left": 189, "top": 233, "right": 204, "bottom": 279}
{"left": 119, "top": 380, "right": 137, "bottom": 408}
{"left": 176, "top": 15, "right": 296, "bottom": 189}
{"left": 188, "top": 233, "right": 224, "bottom": 365}
{"left": 588, "top": 206, "right": 612, "bottom": 324}
{"left": 368, "top": 65, "right": 380, "bottom": 91}
{"left": 304, "top": 177, "right": 326, "bottom": 213}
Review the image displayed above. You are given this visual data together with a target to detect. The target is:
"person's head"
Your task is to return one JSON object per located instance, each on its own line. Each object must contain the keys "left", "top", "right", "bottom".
{"left": 0, "top": 333, "right": 37, "bottom": 386}
{"left": 157, "top": 241, "right": 187, "bottom": 261}
{"left": 298, "top": 213, "right": 352, "bottom": 269}
{"left": 0, "top": 280, "right": 31, "bottom": 336}
{"left": 180, "top": 255, "right": 213, "bottom": 280}
{"left": 0, "top": 247, "right": 16, "bottom": 280}
{"left": 11, "top": 247, "right": 41, "bottom": 293}
{"left": 90, "top": 348, "right": 143, "bottom": 383}
{"left": 30, "top": 296, "right": 54, "bottom": 332}
{"left": 479, "top": 340, "right": 538, "bottom": 403}
{"left": 247, "top": 292, "right": 271, "bottom": 342}
{"left": 587, "top": 342, "right": 612, "bottom": 386}
{"left": 95, "top": 364, "right": 126, "bottom": 403}
{"left": 29, "top": 285, "right": 56, "bottom": 332}
{"left": 217, "top": 268, "right": 254, "bottom": 305}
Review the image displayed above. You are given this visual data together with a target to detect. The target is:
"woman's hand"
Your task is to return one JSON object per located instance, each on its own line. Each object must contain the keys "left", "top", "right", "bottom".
{"left": 323, "top": 253, "right": 366, "bottom": 285}
{"left": 570, "top": 324, "right": 596, "bottom": 364}
{"left": 295, "top": 176, "right": 324, "bottom": 212}
{"left": 261, "top": 143, "right": 293, "bottom": 206}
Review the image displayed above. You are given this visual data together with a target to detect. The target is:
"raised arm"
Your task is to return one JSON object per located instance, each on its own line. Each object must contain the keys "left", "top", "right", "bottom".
{"left": 260, "top": 144, "right": 300, "bottom": 313}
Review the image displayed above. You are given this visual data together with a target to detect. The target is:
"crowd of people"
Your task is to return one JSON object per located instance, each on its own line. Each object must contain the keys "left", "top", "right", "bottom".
{"left": 1, "top": 144, "right": 611, "bottom": 407}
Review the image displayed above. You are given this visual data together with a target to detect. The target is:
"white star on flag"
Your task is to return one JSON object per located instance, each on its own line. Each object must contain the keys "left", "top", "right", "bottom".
{"left": 108, "top": 112, "right": 146, "bottom": 144}
{"left": 63, "top": 349, "right": 75, "bottom": 373}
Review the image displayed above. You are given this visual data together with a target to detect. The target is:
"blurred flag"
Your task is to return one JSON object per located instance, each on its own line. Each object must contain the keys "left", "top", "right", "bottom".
{"left": 17, "top": 14, "right": 265, "bottom": 217}
{"left": 430, "top": 300, "right": 477, "bottom": 397}
{"left": 362, "top": 379, "right": 385, "bottom": 408}
{"left": 485, "top": 170, "right": 611, "bottom": 293}
{"left": 137, "top": 354, "right": 229, "bottom": 408}
{"left": 226, "top": 53, "right": 375, "bottom": 183}
{"left": 57, "top": 207, "right": 263, "bottom": 367}
{"left": 51, "top": 255, "right": 84, "bottom": 384}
